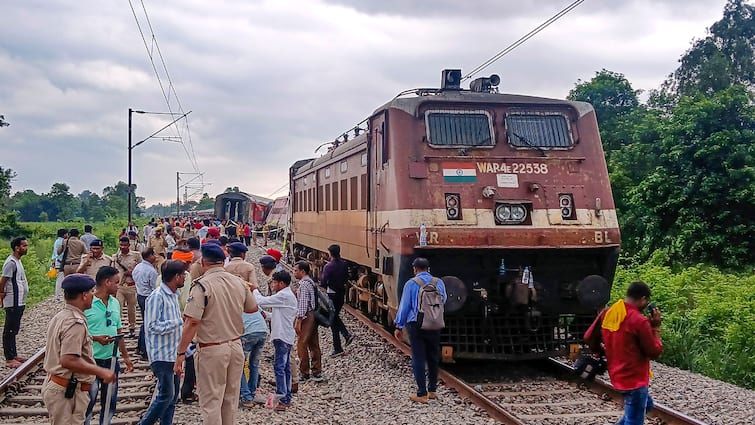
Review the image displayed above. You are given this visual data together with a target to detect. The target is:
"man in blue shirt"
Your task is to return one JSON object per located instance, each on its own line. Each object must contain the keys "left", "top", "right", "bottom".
{"left": 51, "top": 228, "right": 67, "bottom": 302}
{"left": 139, "top": 260, "right": 185, "bottom": 425}
{"left": 133, "top": 248, "right": 158, "bottom": 360}
{"left": 393, "top": 257, "right": 447, "bottom": 404}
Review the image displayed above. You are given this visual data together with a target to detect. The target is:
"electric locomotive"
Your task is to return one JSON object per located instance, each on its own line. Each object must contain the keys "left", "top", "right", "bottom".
{"left": 289, "top": 69, "right": 619, "bottom": 360}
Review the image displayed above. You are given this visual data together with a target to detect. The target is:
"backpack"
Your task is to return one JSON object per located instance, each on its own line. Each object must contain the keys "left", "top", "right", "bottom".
{"left": 413, "top": 277, "right": 445, "bottom": 331}
{"left": 310, "top": 281, "right": 335, "bottom": 328}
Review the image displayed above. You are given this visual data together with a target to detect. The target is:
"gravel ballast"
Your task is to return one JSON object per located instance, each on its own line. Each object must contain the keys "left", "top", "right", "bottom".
{"left": 2, "top": 245, "right": 753, "bottom": 424}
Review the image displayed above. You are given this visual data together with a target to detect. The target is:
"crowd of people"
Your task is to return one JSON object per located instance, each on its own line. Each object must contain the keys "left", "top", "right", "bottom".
{"left": 2, "top": 214, "right": 663, "bottom": 425}
{"left": 2, "top": 218, "right": 367, "bottom": 425}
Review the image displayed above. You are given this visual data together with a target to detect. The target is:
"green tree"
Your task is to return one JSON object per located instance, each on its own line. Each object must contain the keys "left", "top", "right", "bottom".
{"left": 0, "top": 166, "right": 16, "bottom": 210}
{"left": 626, "top": 85, "right": 755, "bottom": 267}
{"left": 48, "top": 183, "right": 78, "bottom": 221}
{"left": 656, "top": 0, "right": 755, "bottom": 103}
{"left": 196, "top": 193, "right": 214, "bottom": 210}
{"left": 10, "top": 189, "right": 43, "bottom": 221}
{"left": 103, "top": 181, "right": 143, "bottom": 218}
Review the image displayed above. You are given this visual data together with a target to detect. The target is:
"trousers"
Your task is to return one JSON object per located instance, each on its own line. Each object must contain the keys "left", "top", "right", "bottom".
{"left": 196, "top": 340, "right": 244, "bottom": 425}
{"left": 85, "top": 358, "right": 120, "bottom": 425}
{"left": 137, "top": 295, "right": 147, "bottom": 358}
{"left": 139, "top": 361, "right": 180, "bottom": 425}
{"left": 240, "top": 332, "right": 267, "bottom": 402}
{"left": 328, "top": 292, "right": 351, "bottom": 351}
{"left": 3, "top": 305, "right": 25, "bottom": 361}
{"left": 116, "top": 285, "right": 137, "bottom": 331}
{"left": 42, "top": 378, "right": 91, "bottom": 425}
{"left": 616, "top": 386, "right": 654, "bottom": 425}
{"left": 297, "top": 312, "right": 321, "bottom": 376}
{"left": 273, "top": 339, "right": 292, "bottom": 405}
{"left": 407, "top": 321, "right": 440, "bottom": 396}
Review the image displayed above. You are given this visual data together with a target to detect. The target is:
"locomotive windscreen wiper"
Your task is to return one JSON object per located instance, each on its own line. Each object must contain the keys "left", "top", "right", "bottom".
{"left": 509, "top": 131, "right": 547, "bottom": 157}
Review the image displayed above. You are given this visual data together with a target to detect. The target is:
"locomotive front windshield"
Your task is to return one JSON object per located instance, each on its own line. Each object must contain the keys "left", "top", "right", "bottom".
{"left": 426, "top": 110, "right": 494, "bottom": 147}
{"left": 505, "top": 113, "right": 573, "bottom": 148}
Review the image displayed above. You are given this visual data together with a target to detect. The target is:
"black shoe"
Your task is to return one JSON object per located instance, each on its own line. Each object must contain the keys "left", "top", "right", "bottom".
{"left": 312, "top": 373, "right": 324, "bottom": 382}
{"left": 330, "top": 350, "right": 345, "bottom": 358}
{"left": 345, "top": 335, "right": 356, "bottom": 347}
{"left": 298, "top": 374, "right": 310, "bottom": 383}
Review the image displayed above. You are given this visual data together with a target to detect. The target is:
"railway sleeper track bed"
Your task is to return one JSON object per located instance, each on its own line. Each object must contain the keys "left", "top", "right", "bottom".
{"left": 342, "top": 302, "right": 709, "bottom": 425}
{"left": 0, "top": 314, "right": 154, "bottom": 424}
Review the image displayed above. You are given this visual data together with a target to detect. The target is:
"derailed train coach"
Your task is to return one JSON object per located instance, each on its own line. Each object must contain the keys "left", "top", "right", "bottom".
{"left": 214, "top": 191, "right": 273, "bottom": 225}
{"left": 289, "top": 70, "right": 619, "bottom": 361}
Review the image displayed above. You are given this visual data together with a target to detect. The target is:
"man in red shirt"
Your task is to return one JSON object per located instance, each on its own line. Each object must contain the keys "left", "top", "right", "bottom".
{"left": 585, "top": 281, "right": 662, "bottom": 425}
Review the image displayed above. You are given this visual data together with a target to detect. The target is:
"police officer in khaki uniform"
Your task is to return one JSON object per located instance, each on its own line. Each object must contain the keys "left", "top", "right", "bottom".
{"left": 174, "top": 244, "right": 258, "bottom": 425}
{"left": 114, "top": 237, "right": 142, "bottom": 338}
{"left": 76, "top": 239, "right": 113, "bottom": 278}
{"left": 147, "top": 227, "right": 168, "bottom": 273}
{"left": 59, "top": 229, "right": 87, "bottom": 276}
{"left": 43, "top": 274, "right": 115, "bottom": 425}
{"left": 224, "top": 242, "right": 256, "bottom": 285}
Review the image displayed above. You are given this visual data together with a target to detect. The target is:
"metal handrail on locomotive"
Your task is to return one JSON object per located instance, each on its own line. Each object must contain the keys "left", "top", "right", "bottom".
{"left": 289, "top": 69, "right": 619, "bottom": 361}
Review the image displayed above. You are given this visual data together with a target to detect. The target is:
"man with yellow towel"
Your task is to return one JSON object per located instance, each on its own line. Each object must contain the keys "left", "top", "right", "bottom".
{"left": 585, "top": 281, "right": 663, "bottom": 425}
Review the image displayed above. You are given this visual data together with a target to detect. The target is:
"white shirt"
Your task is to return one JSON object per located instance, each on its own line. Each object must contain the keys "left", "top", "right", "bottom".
{"left": 2, "top": 256, "right": 27, "bottom": 307}
{"left": 133, "top": 261, "right": 158, "bottom": 297}
{"left": 253, "top": 287, "right": 297, "bottom": 346}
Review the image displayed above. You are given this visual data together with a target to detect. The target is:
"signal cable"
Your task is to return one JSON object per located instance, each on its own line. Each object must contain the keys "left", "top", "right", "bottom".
{"left": 463, "top": 0, "right": 585, "bottom": 81}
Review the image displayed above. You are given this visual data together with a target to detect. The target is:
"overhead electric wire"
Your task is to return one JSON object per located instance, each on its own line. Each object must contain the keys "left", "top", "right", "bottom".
{"left": 139, "top": 0, "right": 200, "bottom": 172}
{"left": 268, "top": 183, "right": 289, "bottom": 199}
{"left": 463, "top": 0, "right": 586, "bottom": 81}
{"left": 128, "top": 0, "right": 202, "bottom": 179}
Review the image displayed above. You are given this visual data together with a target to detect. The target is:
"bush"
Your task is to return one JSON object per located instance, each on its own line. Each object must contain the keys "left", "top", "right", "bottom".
{"left": 611, "top": 260, "right": 755, "bottom": 389}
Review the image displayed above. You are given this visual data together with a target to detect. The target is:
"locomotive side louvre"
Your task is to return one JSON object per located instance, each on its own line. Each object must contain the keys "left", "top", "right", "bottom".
{"left": 290, "top": 78, "right": 620, "bottom": 360}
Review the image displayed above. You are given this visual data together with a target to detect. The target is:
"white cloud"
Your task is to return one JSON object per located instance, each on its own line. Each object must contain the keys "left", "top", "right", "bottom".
{"left": 0, "top": 0, "right": 731, "bottom": 206}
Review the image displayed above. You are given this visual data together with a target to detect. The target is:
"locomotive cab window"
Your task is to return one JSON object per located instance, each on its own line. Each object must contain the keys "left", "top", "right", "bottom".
{"left": 505, "top": 113, "right": 573, "bottom": 149}
{"left": 425, "top": 110, "right": 494, "bottom": 147}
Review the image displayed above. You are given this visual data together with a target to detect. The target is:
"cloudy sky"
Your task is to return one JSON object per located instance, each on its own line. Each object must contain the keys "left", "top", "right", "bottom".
{"left": 0, "top": 0, "right": 732, "bottom": 206}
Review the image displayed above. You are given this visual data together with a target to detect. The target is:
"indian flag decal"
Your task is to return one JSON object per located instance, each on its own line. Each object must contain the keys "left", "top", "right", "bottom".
{"left": 442, "top": 162, "right": 477, "bottom": 183}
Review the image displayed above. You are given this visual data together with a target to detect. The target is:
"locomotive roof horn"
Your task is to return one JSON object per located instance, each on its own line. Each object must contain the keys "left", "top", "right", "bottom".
{"left": 469, "top": 74, "right": 501, "bottom": 93}
{"left": 441, "top": 69, "right": 462, "bottom": 90}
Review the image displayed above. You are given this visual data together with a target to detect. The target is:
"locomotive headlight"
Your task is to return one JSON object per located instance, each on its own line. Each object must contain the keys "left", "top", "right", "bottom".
{"left": 510, "top": 205, "right": 527, "bottom": 221}
{"left": 494, "top": 202, "right": 529, "bottom": 225}
{"left": 495, "top": 204, "right": 511, "bottom": 221}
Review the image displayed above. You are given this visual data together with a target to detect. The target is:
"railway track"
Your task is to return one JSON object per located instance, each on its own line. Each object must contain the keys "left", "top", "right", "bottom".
{"left": 342, "top": 303, "right": 709, "bottom": 425}
{"left": 0, "top": 311, "right": 154, "bottom": 425}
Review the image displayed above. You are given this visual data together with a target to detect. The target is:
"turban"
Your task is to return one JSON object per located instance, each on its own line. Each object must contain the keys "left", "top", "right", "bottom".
{"left": 172, "top": 250, "right": 194, "bottom": 262}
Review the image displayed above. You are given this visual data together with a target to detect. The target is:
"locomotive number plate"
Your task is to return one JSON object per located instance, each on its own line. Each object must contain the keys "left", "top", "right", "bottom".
{"left": 477, "top": 162, "right": 549, "bottom": 174}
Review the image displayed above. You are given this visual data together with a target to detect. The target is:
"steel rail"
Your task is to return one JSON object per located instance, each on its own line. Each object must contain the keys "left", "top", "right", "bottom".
{"left": 343, "top": 304, "right": 525, "bottom": 425}
{"left": 0, "top": 348, "right": 45, "bottom": 398}
{"left": 547, "top": 358, "right": 709, "bottom": 425}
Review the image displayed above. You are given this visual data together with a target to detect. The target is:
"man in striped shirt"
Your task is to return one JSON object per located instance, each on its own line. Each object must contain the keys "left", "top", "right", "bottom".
{"left": 139, "top": 260, "right": 185, "bottom": 425}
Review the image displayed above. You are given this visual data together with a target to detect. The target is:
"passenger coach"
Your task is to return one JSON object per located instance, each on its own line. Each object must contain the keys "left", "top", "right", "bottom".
{"left": 289, "top": 70, "right": 620, "bottom": 360}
